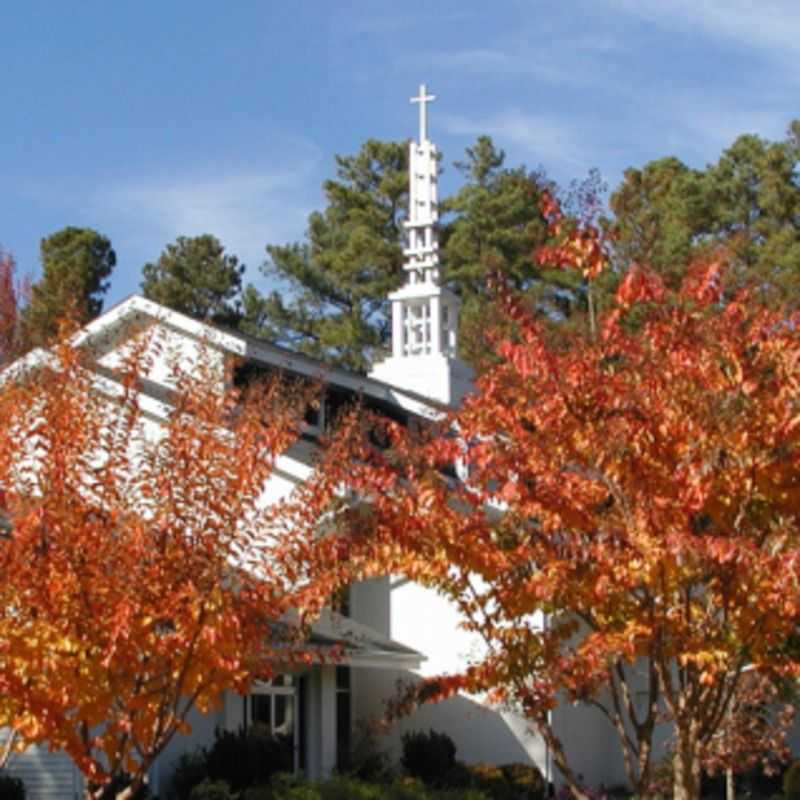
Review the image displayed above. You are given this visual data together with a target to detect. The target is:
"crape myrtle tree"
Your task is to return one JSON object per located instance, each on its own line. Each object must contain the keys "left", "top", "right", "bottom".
{"left": 0, "top": 328, "right": 349, "bottom": 799}
{"left": 24, "top": 227, "right": 116, "bottom": 346}
{"left": 0, "top": 248, "right": 31, "bottom": 366}
{"left": 326, "top": 197, "right": 800, "bottom": 800}
{"left": 141, "top": 234, "right": 245, "bottom": 326}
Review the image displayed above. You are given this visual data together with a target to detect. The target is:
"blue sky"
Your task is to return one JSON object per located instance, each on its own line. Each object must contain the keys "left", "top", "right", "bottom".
{"left": 2, "top": 0, "right": 797, "bottom": 306}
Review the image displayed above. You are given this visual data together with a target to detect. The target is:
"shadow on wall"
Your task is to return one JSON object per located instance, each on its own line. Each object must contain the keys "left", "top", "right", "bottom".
{"left": 353, "top": 667, "right": 547, "bottom": 770}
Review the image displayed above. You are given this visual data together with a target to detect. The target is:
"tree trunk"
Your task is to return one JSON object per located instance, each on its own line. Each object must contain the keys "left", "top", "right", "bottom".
{"left": 673, "top": 721, "right": 702, "bottom": 800}
{"left": 726, "top": 766, "right": 735, "bottom": 800}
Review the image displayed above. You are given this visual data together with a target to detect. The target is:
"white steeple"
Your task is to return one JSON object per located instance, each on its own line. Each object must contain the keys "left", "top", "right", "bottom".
{"left": 369, "top": 84, "right": 473, "bottom": 407}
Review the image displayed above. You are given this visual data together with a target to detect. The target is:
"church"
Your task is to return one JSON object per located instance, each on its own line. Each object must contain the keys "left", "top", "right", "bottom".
{"left": 5, "top": 86, "right": 623, "bottom": 799}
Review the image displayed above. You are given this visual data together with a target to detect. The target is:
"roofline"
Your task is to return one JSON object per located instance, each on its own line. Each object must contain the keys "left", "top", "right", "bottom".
{"left": 77, "top": 295, "right": 447, "bottom": 420}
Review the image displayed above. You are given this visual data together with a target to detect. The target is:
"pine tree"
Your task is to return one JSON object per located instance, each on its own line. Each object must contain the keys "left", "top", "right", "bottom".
{"left": 440, "top": 136, "right": 555, "bottom": 364}
{"left": 241, "top": 139, "right": 408, "bottom": 373}
{"left": 141, "top": 234, "right": 245, "bottom": 325}
{"left": 25, "top": 227, "right": 115, "bottom": 346}
{"left": 610, "top": 120, "right": 800, "bottom": 300}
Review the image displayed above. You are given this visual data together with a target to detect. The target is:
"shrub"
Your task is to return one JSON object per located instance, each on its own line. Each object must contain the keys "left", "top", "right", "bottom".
{"left": 0, "top": 772, "right": 26, "bottom": 800}
{"left": 339, "top": 719, "right": 393, "bottom": 783}
{"left": 401, "top": 730, "right": 457, "bottom": 786}
{"left": 204, "top": 725, "right": 294, "bottom": 793}
{"left": 170, "top": 751, "right": 209, "bottom": 800}
{"left": 501, "top": 763, "right": 546, "bottom": 800}
{"left": 253, "top": 773, "right": 322, "bottom": 800}
{"left": 467, "top": 764, "right": 516, "bottom": 800}
{"left": 189, "top": 779, "right": 237, "bottom": 800}
{"left": 318, "top": 775, "right": 383, "bottom": 800}
{"left": 786, "top": 761, "right": 800, "bottom": 800}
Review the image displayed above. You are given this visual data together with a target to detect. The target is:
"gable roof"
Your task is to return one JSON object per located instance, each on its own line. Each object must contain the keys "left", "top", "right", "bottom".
{"left": 77, "top": 295, "right": 445, "bottom": 421}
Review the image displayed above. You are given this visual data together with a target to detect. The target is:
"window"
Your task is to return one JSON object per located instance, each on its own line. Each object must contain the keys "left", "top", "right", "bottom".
{"left": 247, "top": 674, "right": 299, "bottom": 772}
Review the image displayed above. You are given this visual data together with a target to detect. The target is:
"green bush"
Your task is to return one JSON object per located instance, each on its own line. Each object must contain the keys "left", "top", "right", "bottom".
{"left": 318, "top": 775, "right": 383, "bottom": 800}
{"left": 0, "top": 772, "right": 26, "bottom": 800}
{"left": 170, "top": 751, "right": 209, "bottom": 800}
{"left": 467, "top": 764, "right": 516, "bottom": 800}
{"left": 339, "top": 719, "right": 393, "bottom": 783}
{"left": 189, "top": 779, "right": 237, "bottom": 800}
{"left": 500, "top": 763, "right": 546, "bottom": 800}
{"left": 204, "top": 725, "right": 294, "bottom": 793}
{"left": 786, "top": 761, "right": 800, "bottom": 800}
{"left": 401, "top": 730, "right": 457, "bottom": 786}
{"left": 256, "top": 772, "right": 322, "bottom": 800}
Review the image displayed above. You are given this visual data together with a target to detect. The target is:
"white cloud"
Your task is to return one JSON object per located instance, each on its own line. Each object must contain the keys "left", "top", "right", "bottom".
{"left": 73, "top": 138, "right": 325, "bottom": 298}
{"left": 441, "top": 110, "right": 591, "bottom": 174}
{"left": 606, "top": 0, "right": 800, "bottom": 60}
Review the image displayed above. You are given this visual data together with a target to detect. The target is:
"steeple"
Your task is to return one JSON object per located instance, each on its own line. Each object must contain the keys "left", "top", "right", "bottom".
{"left": 369, "top": 85, "right": 473, "bottom": 406}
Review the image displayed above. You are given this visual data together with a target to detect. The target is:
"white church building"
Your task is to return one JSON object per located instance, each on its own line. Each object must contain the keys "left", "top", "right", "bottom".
{"left": 6, "top": 86, "right": 626, "bottom": 799}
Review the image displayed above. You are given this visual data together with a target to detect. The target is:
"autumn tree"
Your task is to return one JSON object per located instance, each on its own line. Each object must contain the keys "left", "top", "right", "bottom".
{"left": 141, "top": 234, "right": 245, "bottom": 325}
{"left": 24, "top": 226, "right": 116, "bottom": 346}
{"left": 0, "top": 248, "right": 31, "bottom": 366}
{"left": 330, "top": 211, "right": 800, "bottom": 799}
{"left": 0, "top": 328, "right": 344, "bottom": 799}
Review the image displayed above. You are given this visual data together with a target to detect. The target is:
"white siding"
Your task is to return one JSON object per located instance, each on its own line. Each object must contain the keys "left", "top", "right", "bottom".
{"left": 5, "top": 743, "right": 82, "bottom": 800}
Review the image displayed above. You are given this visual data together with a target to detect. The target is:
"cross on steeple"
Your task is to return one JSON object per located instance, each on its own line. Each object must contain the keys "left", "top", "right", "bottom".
{"left": 410, "top": 83, "right": 436, "bottom": 143}
{"left": 369, "top": 84, "right": 473, "bottom": 406}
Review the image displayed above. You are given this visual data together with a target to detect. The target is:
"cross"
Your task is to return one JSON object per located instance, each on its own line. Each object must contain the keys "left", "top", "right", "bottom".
{"left": 410, "top": 83, "right": 436, "bottom": 143}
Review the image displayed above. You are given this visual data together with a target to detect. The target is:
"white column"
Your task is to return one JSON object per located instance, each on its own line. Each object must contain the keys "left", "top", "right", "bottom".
{"left": 430, "top": 295, "right": 442, "bottom": 356}
{"left": 319, "top": 665, "right": 337, "bottom": 778}
{"left": 392, "top": 300, "right": 403, "bottom": 358}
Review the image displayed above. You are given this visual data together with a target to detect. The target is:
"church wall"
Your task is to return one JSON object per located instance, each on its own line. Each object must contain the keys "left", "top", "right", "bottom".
{"left": 350, "top": 578, "right": 550, "bottom": 777}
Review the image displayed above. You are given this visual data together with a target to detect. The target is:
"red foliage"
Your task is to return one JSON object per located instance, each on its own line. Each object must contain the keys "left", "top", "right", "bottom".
{"left": 327, "top": 257, "right": 800, "bottom": 800}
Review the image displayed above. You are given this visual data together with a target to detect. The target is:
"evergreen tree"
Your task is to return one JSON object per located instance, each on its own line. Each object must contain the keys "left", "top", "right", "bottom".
{"left": 141, "top": 234, "right": 244, "bottom": 325}
{"left": 25, "top": 227, "right": 116, "bottom": 346}
{"left": 610, "top": 121, "right": 800, "bottom": 300}
{"left": 241, "top": 139, "right": 408, "bottom": 373}
{"left": 440, "top": 136, "right": 556, "bottom": 364}
{"left": 243, "top": 136, "right": 559, "bottom": 371}
{"left": 609, "top": 156, "right": 710, "bottom": 285}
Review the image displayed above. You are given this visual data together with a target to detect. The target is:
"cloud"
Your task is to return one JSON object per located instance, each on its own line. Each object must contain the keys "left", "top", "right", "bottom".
{"left": 606, "top": 0, "right": 800, "bottom": 60}
{"left": 70, "top": 138, "right": 325, "bottom": 298}
{"left": 441, "top": 110, "right": 591, "bottom": 174}
{"left": 415, "top": 47, "right": 575, "bottom": 86}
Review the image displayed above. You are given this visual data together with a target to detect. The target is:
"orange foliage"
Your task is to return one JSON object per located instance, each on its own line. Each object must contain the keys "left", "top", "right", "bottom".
{"left": 330, "top": 256, "right": 800, "bottom": 800}
{"left": 0, "top": 248, "right": 31, "bottom": 365}
{"left": 0, "top": 330, "right": 343, "bottom": 798}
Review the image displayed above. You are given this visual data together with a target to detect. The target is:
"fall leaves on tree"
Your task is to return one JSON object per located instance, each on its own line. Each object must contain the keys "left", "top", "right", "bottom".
{"left": 0, "top": 324, "right": 345, "bottom": 799}
{"left": 326, "top": 196, "right": 800, "bottom": 800}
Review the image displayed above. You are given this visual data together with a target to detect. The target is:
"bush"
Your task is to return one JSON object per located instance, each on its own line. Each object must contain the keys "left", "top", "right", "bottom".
{"left": 339, "top": 719, "right": 393, "bottom": 783}
{"left": 204, "top": 725, "right": 294, "bottom": 793}
{"left": 501, "top": 763, "right": 546, "bottom": 800}
{"left": 786, "top": 761, "right": 800, "bottom": 800}
{"left": 169, "top": 726, "right": 294, "bottom": 799}
{"left": 170, "top": 751, "right": 209, "bottom": 800}
{"left": 467, "top": 764, "right": 516, "bottom": 800}
{"left": 253, "top": 773, "right": 322, "bottom": 800}
{"left": 318, "top": 775, "right": 383, "bottom": 800}
{"left": 0, "top": 772, "right": 26, "bottom": 800}
{"left": 189, "top": 779, "right": 237, "bottom": 800}
{"left": 401, "top": 730, "right": 457, "bottom": 786}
